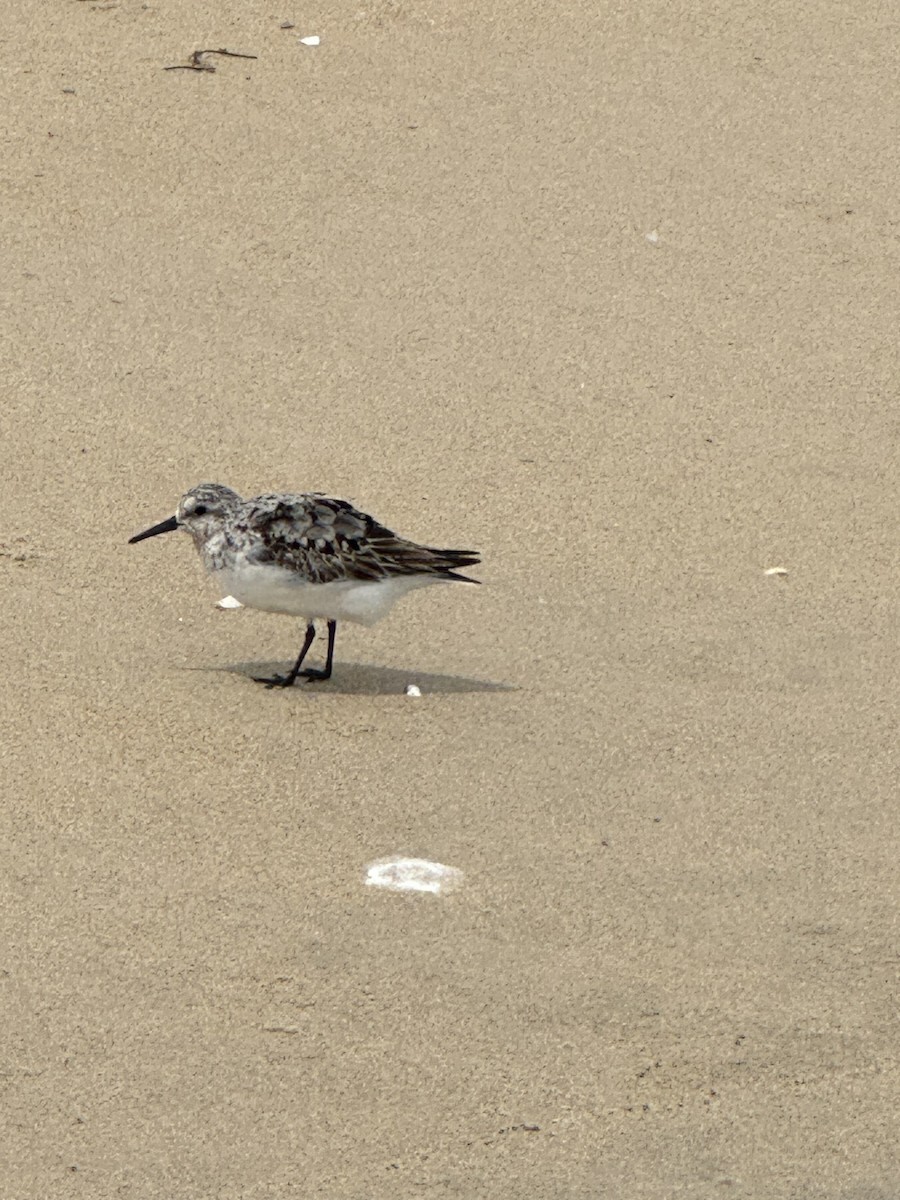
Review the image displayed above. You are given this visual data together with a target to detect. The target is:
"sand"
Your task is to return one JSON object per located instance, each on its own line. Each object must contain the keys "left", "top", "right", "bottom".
{"left": 2, "top": 1, "right": 898, "bottom": 1196}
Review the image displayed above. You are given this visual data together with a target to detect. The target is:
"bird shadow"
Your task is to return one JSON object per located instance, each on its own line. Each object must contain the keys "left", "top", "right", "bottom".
{"left": 209, "top": 660, "right": 515, "bottom": 695}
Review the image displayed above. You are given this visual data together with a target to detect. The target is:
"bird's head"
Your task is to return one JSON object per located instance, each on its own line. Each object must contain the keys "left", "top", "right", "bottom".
{"left": 129, "top": 483, "right": 243, "bottom": 546}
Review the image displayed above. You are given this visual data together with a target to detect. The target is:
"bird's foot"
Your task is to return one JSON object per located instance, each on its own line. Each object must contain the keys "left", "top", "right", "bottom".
{"left": 252, "top": 673, "right": 298, "bottom": 689}
{"left": 299, "top": 667, "right": 332, "bottom": 682}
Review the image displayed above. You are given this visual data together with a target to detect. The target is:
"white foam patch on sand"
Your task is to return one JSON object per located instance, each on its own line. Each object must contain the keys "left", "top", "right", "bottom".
{"left": 365, "top": 857, "right": 463, "bottom": 895}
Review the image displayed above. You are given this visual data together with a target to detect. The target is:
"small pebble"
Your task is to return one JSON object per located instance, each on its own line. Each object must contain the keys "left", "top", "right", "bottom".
{"left": 365, "top": 857, "right": 463, "bottom": 895}
{"left": 299, "top": 34, "right": 320, "bottom": 45}
{"left": 404, "top": 684, "right": 422, "bottom": 697}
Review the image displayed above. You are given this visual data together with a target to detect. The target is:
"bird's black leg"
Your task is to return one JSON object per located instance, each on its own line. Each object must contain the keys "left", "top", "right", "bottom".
{"left": 300, "top": 619, "right": 336, "bottom": 682}
{"left": 253, "top": 622, "right": 317, "bottom": 688}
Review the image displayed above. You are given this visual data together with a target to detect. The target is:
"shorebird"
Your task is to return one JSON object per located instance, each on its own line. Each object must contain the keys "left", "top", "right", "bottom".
{"left": 129, "top": 483, "right": 480, "bottom": 687}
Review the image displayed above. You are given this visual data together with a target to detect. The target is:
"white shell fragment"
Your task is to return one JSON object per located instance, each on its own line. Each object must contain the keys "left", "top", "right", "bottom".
{"left": 365, "top": 857, "right": 463, "bottom": 895}
{"left": 216, "top": 595, "right": 244, "bottom": 609}
{"left": 763, "top": 567, "right": 789, "bottom": 577}
{"left": 299, "top": 35, "right": 320, "bottom": 45}
{"left": 404, "top": 684, "right": 422, "bottom": 697}
{"left": 645, "top": 229, "right": 660, "bottom": 244}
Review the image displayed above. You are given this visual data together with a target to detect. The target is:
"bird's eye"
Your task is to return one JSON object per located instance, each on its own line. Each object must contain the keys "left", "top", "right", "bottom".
{"left": 194, "top": 504, "right": 207, "bottom": 516}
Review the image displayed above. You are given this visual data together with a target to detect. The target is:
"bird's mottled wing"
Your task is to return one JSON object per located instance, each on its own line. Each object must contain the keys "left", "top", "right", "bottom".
{"left": 237, "top": 493, "right": 479, "bottom": 584}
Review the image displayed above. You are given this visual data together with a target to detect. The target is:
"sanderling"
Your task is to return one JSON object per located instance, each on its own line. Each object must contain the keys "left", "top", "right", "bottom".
{"left": 129, "top": 483, "right": 481, "bottom": 687}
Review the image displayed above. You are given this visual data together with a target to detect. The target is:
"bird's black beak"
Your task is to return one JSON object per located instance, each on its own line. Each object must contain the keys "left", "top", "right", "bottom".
{"left": 128, "top": 515, "right": 179, "bottom": 544}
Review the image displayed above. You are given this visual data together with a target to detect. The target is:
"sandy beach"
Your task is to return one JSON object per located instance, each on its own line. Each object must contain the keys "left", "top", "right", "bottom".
{"left": 2, "top": 1, "right": 898, "bottom": 1196}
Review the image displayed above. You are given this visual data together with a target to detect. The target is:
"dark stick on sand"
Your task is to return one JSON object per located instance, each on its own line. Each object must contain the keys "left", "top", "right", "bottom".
{"left": 164, "top": 49, "right": 257, "bottom": 73}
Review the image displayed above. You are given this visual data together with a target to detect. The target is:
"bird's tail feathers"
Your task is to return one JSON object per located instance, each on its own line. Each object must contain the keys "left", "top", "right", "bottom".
{"left": 432, "top": 547, "right": 481, "bottom": 583}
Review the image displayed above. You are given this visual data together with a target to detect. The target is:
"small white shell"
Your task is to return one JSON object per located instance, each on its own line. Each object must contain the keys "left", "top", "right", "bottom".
{"left": 763, "top": 567, "right": 789, "bottom": 577}
{"left": 216, "top": 595, "right": 244, "bottom": 609}
{"left": 404, "top": 684, "right": 422, "bottom": 697}
{"left": 365, "top": 857, "right": 463, "bottom": 895}
{"left": 299, "top": 35, "right": 320, "bottom": 45}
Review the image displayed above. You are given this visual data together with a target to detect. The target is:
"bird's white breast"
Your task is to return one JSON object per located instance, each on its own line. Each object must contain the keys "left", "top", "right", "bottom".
{"left": 213, "top": 561, "right": 445, "bottom": 626}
